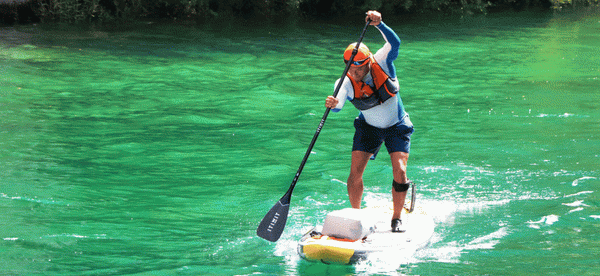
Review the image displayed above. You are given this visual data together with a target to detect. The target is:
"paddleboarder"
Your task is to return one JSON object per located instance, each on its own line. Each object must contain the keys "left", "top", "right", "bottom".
{"left": 325, "top": 10, "right": 413, "bottom": 233}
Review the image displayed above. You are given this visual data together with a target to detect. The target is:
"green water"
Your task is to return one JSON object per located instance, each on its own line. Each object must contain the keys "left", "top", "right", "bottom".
{"left": 1, "top": 9, "right": 599, "bottom": 275}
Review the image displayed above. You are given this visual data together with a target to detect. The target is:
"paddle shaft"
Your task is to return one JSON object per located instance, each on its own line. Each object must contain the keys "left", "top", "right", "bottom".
{"left": 284, "top": 18, "right": 373, "bottom": 199}
{"left": 257, "top": 19, "right": 372, "bottom": 242}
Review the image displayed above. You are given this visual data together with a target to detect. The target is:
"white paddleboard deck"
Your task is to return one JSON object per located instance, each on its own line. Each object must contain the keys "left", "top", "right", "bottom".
{"left": 298, "top": 204, "right": 434, "bottom": 264}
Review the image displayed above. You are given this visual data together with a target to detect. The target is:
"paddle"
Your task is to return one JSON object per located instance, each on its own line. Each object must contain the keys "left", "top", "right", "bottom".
{"left": 257, "top": 18, "right": 373, "bottom": 242}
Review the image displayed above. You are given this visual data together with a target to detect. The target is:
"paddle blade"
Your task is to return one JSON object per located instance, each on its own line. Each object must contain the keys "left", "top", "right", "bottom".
{"left": 256, "top": 200, "right": 290, "bottom": 242}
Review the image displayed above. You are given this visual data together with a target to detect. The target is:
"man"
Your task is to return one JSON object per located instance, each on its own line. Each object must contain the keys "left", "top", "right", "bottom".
{"left": 325, "top": 11, "right": 413, "bottom": 232}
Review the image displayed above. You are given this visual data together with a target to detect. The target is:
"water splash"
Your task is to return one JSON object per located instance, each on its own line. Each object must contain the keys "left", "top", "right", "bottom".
{"left": 526, "top": 215, "right": 560, "bottom": 229}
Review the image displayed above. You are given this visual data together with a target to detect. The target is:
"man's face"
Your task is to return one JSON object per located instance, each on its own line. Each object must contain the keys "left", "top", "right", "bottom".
{"left": 348, "top": 61, "right": 371, "bottom": 80}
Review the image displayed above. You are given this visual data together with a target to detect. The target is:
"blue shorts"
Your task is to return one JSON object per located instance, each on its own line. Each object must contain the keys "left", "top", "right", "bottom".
{"left": 352, "top": 116, "right": 414, "bottom": 159}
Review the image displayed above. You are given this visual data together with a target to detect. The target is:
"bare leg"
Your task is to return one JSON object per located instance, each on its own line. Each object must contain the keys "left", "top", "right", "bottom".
{"left": 347, "top": 151, "right": 373, "bottom": 209}
{"left": 390, "top": 151, "right": 409, "bottom": 220}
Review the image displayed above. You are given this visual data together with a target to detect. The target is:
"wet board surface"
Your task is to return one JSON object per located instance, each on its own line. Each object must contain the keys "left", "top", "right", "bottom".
{"left": 298, "top": 204, "right": 435, "bottom": 264}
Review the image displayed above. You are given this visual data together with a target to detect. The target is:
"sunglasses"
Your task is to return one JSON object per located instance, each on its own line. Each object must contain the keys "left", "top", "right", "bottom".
{"left": 345, "top": 57, "right": 370, "bottom": 66}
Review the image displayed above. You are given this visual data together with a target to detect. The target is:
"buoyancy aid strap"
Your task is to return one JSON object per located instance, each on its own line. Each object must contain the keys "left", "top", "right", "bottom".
{"left": 347, "top": 59, "right": 398, "bottom": 111}
{"left": 347, "top": 74, "right": 375, "bottom": 99}
{"left": 371, "top": 61, "right": 398, "bottom": 96}
{"left": 349, "top": 92, "right": 380, "bottom": 110}
{"left": 377, "top": 78, "right": 398, "bottom": 103}
{"left": 347, "top": 74, "right": 380, "bottom": 111}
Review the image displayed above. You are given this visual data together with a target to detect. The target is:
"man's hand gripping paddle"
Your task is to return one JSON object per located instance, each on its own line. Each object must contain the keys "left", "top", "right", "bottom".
{"left": 257, "top": 19, "right": 373, "bottom": 242}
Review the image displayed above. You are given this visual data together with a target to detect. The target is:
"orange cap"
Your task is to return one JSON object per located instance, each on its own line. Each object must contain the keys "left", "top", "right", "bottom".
{"left": 343, "top": 43, "right": 371, "bottom": 66}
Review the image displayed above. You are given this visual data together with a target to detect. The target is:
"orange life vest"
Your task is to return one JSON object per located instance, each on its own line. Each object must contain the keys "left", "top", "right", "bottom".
{"left": 347, "top": 57, "right": 399, "bottom": 111}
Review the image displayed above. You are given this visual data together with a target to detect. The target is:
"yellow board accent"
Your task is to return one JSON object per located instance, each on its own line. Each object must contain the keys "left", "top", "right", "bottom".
{"left": 301, "top": 241, "right": 355, "bottom": 264}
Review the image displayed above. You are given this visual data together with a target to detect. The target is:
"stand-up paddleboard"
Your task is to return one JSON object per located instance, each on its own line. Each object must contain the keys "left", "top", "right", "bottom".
{"left": 297, "top": 204, "right": 434, "bottom": 265}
